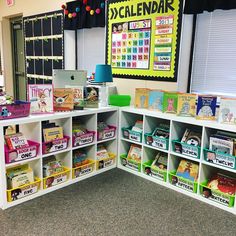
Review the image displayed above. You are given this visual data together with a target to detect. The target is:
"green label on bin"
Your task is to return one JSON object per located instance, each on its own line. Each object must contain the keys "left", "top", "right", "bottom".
{"left": 206, "top": 152, "right": 235, "bottom": 169}
{"left": 182, "top": 144, "right": 198, "bottom": 158}
{"left": 175, "top": 178, "right": 194, "bottom": 192}
{"left": 209, "top": 191, "right": 230, "bottom": 206}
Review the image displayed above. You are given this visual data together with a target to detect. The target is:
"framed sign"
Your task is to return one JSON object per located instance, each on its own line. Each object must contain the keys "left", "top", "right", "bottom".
{"left": 106, "top": 0, "right": 183, "bottom": 82}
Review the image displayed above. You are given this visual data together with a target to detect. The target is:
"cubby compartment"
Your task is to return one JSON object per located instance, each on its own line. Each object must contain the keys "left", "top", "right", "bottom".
{"left": 119, "top": 140, "right": 142, "bottom": 172}
{"left": 72, "top": 114, "right": 96, "bottom": 148}
{"left": 3, "top": 122, "right": 41, "bottom": 163}
{"left": 142, "top": 147, "right": 168, "bottom": 182}
{"left": 171, "top": 121, "right": 202, "bottom": 160}
{"left": 143, "top": 116, "right": 170, "bottom": 151}
{"left": 42, "top": 151, "right": 71, "bottom": 189}
{"left": 97, "top": 111, "right": 117, "bottom": 142}
{"left": 120, "top": 111, "right": 143, "bottom": 143}
{"left": 96, "top": 140, "right": 116, "bottom": 170}
{"left": 199, "top": 164, "right": 236, "bottom": 207}
{"left": 41, "top": 118, "right": 71, "bottom": 155}
{"left": 168, "top": 155, "right": 199, "bottom": 193}
{"left": 202, "top": 127, "right": 236, "bottom": 170}
{"left": 72, "top": 145, "right": 96, "bottom": 178}
{"left": 6, "top": 159, "right": 42, "bottom": 202}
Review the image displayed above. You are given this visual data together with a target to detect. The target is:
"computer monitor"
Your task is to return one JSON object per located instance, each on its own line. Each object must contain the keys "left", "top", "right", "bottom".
{"left": 53, "top": 69, "right": 87, "bottom": 88}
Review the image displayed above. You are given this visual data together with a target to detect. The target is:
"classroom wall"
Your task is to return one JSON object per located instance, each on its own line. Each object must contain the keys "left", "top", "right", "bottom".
{"left": 0, "top": 0, "right": 193, "bottom": 101}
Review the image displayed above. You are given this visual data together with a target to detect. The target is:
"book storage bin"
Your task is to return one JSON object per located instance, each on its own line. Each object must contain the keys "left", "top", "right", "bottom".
{"left": 72, "top": 160, "right": 95, "bottom": 178}
{"left": 144, "top": 133, "right": 168, "bottom": 150}
{"left": 96, "top": 153, "right": 116, "bottom": 170}
{"left": 203, "top": 148, "right": 236, "bottom": 170}
{"left": 172, "top": 140, "right": 200, "bottom": 159}
{"left": 5, "top": 140, "right": 40, "bottom": 164}
{"left": 143, "top": 160, "right": 167, "bottom": 182}
{"left": 73, "top": 131, "right": 95, "bottom": 147}
{"left": 122, "top": 127, "right": 142, "bottom": 143}
{"left": 43, "top": 167, "right": 70, "bottom": 189}
{"left": 7, "top": 177, "right": 41, "bottom": 202}
{"left": 200, "top": 180, "right": 235, "bottom": 207}
{"left": 97, "top": 125, "right": 116, "bottom": 141}
{"left": 0, "top": 101, "right": 30, "bottom": 120}
{"left": 120, "top": 154, "right": 141, "bottom": 172}
{"left": 169, "top": 170, "right": 198, "bottom": 193}
{"left": 42, "top": 136, "right": 70, "bottom": 155}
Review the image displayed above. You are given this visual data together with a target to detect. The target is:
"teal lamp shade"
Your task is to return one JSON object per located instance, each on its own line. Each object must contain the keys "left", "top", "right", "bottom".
{"left": 94, "top": 64, "right": 113, "bottom": 83}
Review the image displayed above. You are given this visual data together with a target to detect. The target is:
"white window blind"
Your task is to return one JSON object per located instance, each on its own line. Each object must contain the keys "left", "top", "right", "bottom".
{"left": 190, "top": 10, "right": 236, "bottom": 96}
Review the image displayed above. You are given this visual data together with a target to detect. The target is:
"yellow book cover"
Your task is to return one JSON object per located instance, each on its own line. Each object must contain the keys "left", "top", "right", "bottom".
{"left": 135, "top": 88, "right": 150, "bottom": 109}
{"left": 177, "top": 93, "right": 196, "bottom": 117}
{"left": 43, "top": 127, "right": 64, "bottom": 142}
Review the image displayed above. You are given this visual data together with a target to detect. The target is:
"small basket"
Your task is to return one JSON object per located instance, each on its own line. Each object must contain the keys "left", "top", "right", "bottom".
{"left": 97, "top": 125, "right": 116, "bottom": 141}
{"left": 43, "top": 167, "right": 70, "bottom": 189}
{"left": 120, "top": 154, "right": 141, "bottom": 172}
{"left": 200, "top": 180, "right": 235, "bottom": 207}
{"left": 144, "top": 133, "right": 169, "bottom": 150}
{"left": 203, "top": 148, "right": 236, "bottom": 170}
{"left": 172, "top": 140, "right": 200, "bottom": 159}
{"left": 96, "top": 153, "right": 116, "bottom": 170}
{"left": 122, "top": 127, "right": 142, "bottom": 143}
{"left": 0, "top": 101, "right": 30, "bottom": 120}
{"left": 7, "top": 177, "right": 41, "bottom": 202}
{"left": 143, "top": 160, "right": 167, "bottom": 182}
{"left": 169, "top": 170, "right": 198, "bottom": 193}
{"left": 42, "top": 136, "right": 70, "bottom": 154}
{"left": 5, "top": 140, "right": 40, "bottom": 164}
{"left": 72, "top": 131, "right": 95, "bottom": 147}
{"left": 72, "top": 160, "right": 95, "bottom": 178}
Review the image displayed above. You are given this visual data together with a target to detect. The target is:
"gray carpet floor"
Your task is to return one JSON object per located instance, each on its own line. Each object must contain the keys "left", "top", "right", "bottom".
{"left": 0, "top": 169, "right": 236, "bottom": 236}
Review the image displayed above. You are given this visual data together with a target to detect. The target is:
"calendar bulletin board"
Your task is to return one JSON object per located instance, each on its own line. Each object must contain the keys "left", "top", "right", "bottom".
{"left": 106, "top": 0, "right": 183, "bottom": 82}
{"left": 23, "top": 10, "right": 64, "bottom": 84}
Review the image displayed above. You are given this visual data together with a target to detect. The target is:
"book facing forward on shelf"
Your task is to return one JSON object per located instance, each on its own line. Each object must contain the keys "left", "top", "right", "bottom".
{"left": 219, "top": 97, "right": 236, "bottom": 125}
{"left": 177, "top": 93, "right": 196, "bottom": 117}
{"left": 162, "top": 92, "right": 178, "bottom": 114}
{"left": 135, "top": 88, "right": 150, "bottom": 109}
{"left": 148, "top": 90, "right": 164, "bottom": 112}
{"left": 53, "top": 88, "right": 74, "bottom": 112}
{"left": 196, "top": 95, "right": 217, "bottom": 120}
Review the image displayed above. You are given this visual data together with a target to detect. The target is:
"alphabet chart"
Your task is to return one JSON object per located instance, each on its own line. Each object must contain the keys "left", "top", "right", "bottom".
{"left": 111, "top": 19, "right": 151, "bottom": 69}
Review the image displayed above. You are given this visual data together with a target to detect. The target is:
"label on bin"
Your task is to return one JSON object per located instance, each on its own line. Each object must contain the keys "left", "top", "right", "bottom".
{"left": 74, "top": 135, "right": 93, "bottom": 146}
{"left": 11, "top": 184, "right": 38, "bottom": 201}
{"left": 15, "top": 146, "right": 37, "bottom": 162}
{"left": 129, "top": 132, "right": 141, "bottom": 142}
{"left": 103, "top": 130, "right": 115, "bottom": 140}
{"left": 48, "top": 139, "right": 67, "bottom": 153}
{"left": 209, "top": 191, "right": 230, "bottom": 206}
{"left": 207, "top": 153, "right": 235, "bottom": 169}
{"left": 182, "top": 145, "right": 198, "bottom": 158}
{"left": 175, "top": 178, "right": 194, "bottom": 192}
{"left": 152, "top": 137, "right": 167, "bottom": 149}
{"left": 75, "top": 166, "right": 93, "bottom": 178}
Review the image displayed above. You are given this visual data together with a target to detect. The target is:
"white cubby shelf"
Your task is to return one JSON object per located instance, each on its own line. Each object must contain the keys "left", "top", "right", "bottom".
{"left": 118, "top": 107, "right": 236, "bottom": 215}
{"left": 0, "top": 107, "right": 118, "bottom": 209}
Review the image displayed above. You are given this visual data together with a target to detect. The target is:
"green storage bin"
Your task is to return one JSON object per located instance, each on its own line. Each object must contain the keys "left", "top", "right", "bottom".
{"left": 203, "top": 148, "right": 236, "bottom": 170}
{"left": 200, "top": 180, "right": 235, "bottom": 207}
{"left": 122, "top": 127, "right": 142, "bottom": 143}
{"left": 169, "top": 170, "right": 198, "bottom": 193}
{"left": 109, "top": 95, "right": 131, "bottom": 107}
{"left": 172, "top": 140, "right": 200, "bottom": 159}
{"left": 120, "top": 154, "right": 141, "bottom": 172}
{"left": 143, "top": 160, "right": 167, "bottom": 182}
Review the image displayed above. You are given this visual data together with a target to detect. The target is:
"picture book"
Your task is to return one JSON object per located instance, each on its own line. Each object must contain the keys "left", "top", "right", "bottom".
{"left": 207, "top": 173, "right": 236, "bottom": 195}
{"left": 5, "top": 132, "right": 29, "bottom": 150}
{"left": 97, "top": 145, "right": 110, "bottom": 160}
{"left": 65, "top": 85, "right": 84, "bottom": 109}
{"left": 84, "top": 86, "right": 99, "bottom": 108}
{"left": 53, "top": 88, "right": 74, "bottom": 112}
{"left": 28, "top": 84, "right": 53, "bottom": 114}
{"left": 43, "top": 127, "right": 64, "bottom": 142}
{"left": 176, "top": 159, "right": 199, "bottom": 182}
{"left": 151, "top": 152, "right": 168, "bottom": 170}
{"left": 177, "top": 93, "right": 196, "bottom": 117}
{"left": 162, "top": 92, "right": 178, "bottom": 114}
{"left": 196, "top": 95, "right": 217, "bottom": 120}
{"left": 131, "top": 120, "right": 143, "bottom": 133}
{"left": 127, "top": 144, "right": 142, "bottom": 163}
{"left": 219, "top": 97, "right": 236, "bottom": 125}
{"left": 148, "top": 90, "right": 164, "bottom": 112}
{"left": 135, "top": 88, "right": 150, "bottom": 109}
{"left": 181, "top": 128, "right": 201, "bottom": 146}
{"left": 209, "top": 135, "right": 234, "bottom": 155}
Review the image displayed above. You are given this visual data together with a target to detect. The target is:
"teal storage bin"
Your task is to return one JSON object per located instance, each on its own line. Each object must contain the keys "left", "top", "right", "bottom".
{"left": 109, "top": 95, "right": 131, "bottom": 107}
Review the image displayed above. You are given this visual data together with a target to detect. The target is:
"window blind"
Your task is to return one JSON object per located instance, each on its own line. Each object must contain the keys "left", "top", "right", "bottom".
{"left": 190, "top": 10, "right": 236, "bottom": 96}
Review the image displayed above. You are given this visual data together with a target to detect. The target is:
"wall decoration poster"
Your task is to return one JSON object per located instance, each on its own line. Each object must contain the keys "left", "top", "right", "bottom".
{"left": 106, "top": 0, "right": 183, "bottom": 82}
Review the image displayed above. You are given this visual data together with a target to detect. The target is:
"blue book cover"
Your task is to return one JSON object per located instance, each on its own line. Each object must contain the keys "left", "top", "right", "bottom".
{"left": 148, "top": 90, "right": 163, "bottom": 111}
{"left": 196, "top": 95, "right": 217, "bottom": 120}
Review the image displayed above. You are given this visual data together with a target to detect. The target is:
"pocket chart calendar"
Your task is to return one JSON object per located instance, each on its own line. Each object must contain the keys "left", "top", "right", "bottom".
{"left": 106, "top": 0, "right": 183, "bottom": 82}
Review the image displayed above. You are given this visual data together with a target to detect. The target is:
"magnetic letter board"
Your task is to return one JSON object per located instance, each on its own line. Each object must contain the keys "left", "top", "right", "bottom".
{"left": 106, "top": 0, "right": 183, "bottom": 82}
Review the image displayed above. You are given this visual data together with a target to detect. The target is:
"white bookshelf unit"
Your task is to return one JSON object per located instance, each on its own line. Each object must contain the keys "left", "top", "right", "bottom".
{"left": 0, "top": 107, "right": 118, "bottom": 209}
{"left": 118, "top": 107, "right": 236, "bottom": 215}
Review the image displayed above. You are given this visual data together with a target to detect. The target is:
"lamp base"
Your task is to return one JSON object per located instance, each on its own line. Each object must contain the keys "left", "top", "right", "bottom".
{"left": 99, "top": 84, "right": 109, "bottom": 107}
